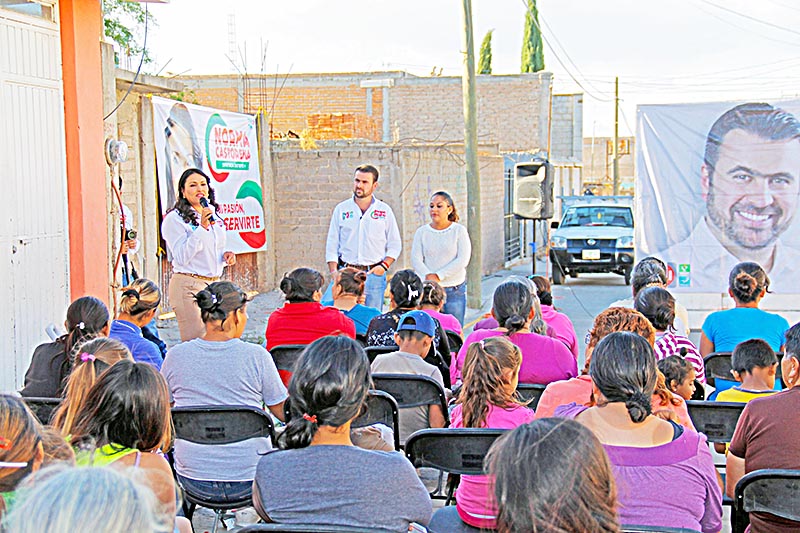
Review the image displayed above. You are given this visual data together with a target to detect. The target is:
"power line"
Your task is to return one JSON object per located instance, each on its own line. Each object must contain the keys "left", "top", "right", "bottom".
{"left": 695, "top": 0, "right": 800, "bottom": 39}
{"left": 688, "top": 0, "right": 800, "bottom": 49}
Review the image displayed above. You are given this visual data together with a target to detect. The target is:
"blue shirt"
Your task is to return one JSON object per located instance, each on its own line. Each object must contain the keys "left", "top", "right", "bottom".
{"left": 342, "top": 304, "right": 382, "bottom": 336}
{"left": 702, "top": 307, "right": 790, "bottom": 352}
{"left": 109, "top": 320, "right": 164, "bottom": 370}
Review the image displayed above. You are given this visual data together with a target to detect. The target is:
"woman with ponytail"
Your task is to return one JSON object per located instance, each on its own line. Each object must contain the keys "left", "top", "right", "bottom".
{"left": 161, "top": 281, "right": 286, "bottom": 504}
{"left": 110, "top": 279, "right": 163, "bottom": 369}
{"left": 453, "top": 278, "right": 576, "bottom": 386}
{"left": 0, "top": 395, "right": 43, "bottom": 517}
{"left": 52, "top": 338, "right": 131, "bottom": 435}
{"left": 326, "top": 267, "right": 381, "bottom": 336}
{"left": 700, "top": 262, "right": 789, "bottom": 356}
{"left": 556, "top": 332, "right": 721, "bottom": 533}
{"left": 21, "top": 296, "right": 110, "bottom": 398}
{"left": 430, "top": 337, "right": 533, "bottom": 531}
{"left": 530, "top": 275, "right": 579, "bottom": 357}
{"left": 254, "top": 336, "right": 432, "bottom": 530}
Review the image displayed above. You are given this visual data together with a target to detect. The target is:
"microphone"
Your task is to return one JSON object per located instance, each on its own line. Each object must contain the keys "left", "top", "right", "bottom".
{"left": 199, "top": 197, "right": 214, "bottom": 225}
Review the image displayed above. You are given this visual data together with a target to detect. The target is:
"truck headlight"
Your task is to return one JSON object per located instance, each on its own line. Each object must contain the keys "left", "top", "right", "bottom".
{"left": 550, "top": 236, "right": 567, "bottom": 249}
{"left": 616, "top": 236, "right": 634, "bottom": 248}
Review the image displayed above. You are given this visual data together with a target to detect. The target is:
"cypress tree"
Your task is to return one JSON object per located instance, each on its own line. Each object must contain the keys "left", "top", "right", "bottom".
{"left": 478, "top": 30, "right": 493, "bottom": 74}
{"left": 521, "top": 0, "right": 545, "bottom": 73}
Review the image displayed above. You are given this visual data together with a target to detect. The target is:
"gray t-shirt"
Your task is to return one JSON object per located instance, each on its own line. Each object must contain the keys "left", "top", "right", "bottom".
{"left": 255, "top": 445, "right": 432, "bottom": 531}
{"left": 161, "top": 338, "right": 287, "bottom": 481}
{"left": 370, "top": 351, "right": 444, "bottom": 444}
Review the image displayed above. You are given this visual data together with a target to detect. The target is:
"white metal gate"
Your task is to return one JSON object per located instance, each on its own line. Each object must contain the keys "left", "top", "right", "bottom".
{"left": 0, "top": 5, "right": 69, "bottom": 392}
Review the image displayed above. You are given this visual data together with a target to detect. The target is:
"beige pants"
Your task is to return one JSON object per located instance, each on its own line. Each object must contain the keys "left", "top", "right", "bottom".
{"left": 169, "top": 273, "right": 216, "bottom": 341}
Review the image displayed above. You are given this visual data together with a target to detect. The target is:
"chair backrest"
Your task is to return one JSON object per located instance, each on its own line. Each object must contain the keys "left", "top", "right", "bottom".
{"left": 171, "top": 405, "right": 276, "bottom": 447}
{"left": 364, "top": 346, "right": 397, "bottom": 364}
{"left": 515, "top": 383, "right": 547, "bottom": 410}
{"left": 371, "top": 373, "right": 450, "bottom": 426}
{"left": 268, "top": 344, "right": 308, "bottom": 373}
{"left": 238, "top": 525, "right": 377, "bottom": 533}
{"left": 686, "top": 400, "right": 745, "bottom": 443}
{"left": 22, "top": 397, "right": 61, "bottom": 426}
{"left": 703, "top": 352, "right": 732, "bottom": 388}
{"left": 405, "top": 428, "right": 506, "bottom": 475}
{"left": 283, "top": 390, "right": 401, "bottom": 450}
{"left": 734, "top": 469, "right": 800, "bottom": 533}
{"left": 444, "top": 330, "right": 463, "bottom": 355}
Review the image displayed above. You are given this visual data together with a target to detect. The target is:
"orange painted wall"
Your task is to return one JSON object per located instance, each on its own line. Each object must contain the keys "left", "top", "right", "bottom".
{"left": 59, "top": 0, "right": 109, "bottom": 301}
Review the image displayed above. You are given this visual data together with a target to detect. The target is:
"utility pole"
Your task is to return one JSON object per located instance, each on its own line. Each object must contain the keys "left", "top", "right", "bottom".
{"left": 461, "top": 0, "right": 482, "bottom": 309}
{"left": 613, "top": 76, "right": 620, "bottom": 196}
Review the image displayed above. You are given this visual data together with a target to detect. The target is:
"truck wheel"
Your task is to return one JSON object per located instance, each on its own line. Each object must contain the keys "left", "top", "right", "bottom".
{"left": 552, "top": 266, "right": 565, "bottom": 285}
{"left": 624, "top": 269, "right": 632, "bottom": 286}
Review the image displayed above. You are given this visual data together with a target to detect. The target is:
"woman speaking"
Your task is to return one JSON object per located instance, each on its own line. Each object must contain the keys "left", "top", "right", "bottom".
{"left": 162, "top": 168, "right": 235, "bottom": 341}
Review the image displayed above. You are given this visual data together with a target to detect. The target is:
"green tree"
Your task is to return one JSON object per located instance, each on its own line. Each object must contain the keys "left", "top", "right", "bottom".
{"left": 521, "top": 0, "right": 545, "bottom": 73}
{"left": 103, "top": 0, "right": 155, "bottom": 65}
{"left": 478, "top": 30, "right": 493, "bottom": 75}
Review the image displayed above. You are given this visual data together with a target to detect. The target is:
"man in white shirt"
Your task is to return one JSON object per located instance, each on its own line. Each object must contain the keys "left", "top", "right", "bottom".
{"left": 326, "top": 164, "right": 402, "bottom": 310}
{"left": 661, "top": 103, "right": 800, "bottom": 292}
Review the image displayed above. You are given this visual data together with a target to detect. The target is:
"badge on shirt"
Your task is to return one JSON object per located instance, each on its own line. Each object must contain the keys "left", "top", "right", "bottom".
{"left": 342, "top": 211, "right": 355, "bottom": 220}
{"left": 371, "top": 210, "right": 386, "bottom": 220}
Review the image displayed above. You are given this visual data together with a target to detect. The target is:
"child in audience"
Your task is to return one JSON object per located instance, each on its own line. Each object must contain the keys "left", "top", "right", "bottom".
{"left": 658, "top": 355, "right": 697, "bottom": 401}
{"left": 419, "top": 280, "right": 462, "bottom": 335}
{"left": 448, "top": 337, "right": 534, "bottom": 530}
{"left": 716, "top": 339, "right": 779, "bottom": 403}
{"left": 485, "top": 419, "right": 620, "bottom": 533}
{"left": 254, "top": 336, "right": 432, "bottom": 530}
{"left": 0, "top": 396, "right": 43, "bottom": 517}
{"left": 4, "top": 466, "right": 172, "bottom": 533}
{"left": 52, "top": 337, "right": 131, "bottom": 435}
{"left": 370, "top": 310, "right": 447, "bottom": 444}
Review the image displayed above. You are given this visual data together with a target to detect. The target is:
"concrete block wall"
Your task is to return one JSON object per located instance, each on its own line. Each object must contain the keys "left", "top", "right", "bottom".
{"left": 551, "top": 93, "right": 583, "bottom": 162}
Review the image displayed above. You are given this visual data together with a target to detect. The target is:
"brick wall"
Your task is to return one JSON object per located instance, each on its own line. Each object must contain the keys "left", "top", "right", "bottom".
{"left": 551, "top": 93, "right": 583, "bottom": 162}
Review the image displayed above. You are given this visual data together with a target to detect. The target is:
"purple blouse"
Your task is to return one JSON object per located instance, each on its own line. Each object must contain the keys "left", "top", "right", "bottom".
{"left": 555, "top": 403, "right": 722, "bottom": 533}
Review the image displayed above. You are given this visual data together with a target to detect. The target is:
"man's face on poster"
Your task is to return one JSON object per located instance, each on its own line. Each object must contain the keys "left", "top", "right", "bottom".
{"left": 704, "top": 129, "right": 800, "bottom": 250}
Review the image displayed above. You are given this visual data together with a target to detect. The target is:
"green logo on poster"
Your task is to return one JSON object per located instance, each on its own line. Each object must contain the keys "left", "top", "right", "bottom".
{"left": 678, "top": 264, "right": 691, "bottom": 273}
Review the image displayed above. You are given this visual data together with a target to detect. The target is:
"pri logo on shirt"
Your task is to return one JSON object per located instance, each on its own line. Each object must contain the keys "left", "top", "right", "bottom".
{"left": 342, "top": 211, "right": 354, "bottom": 220}
{"left": 371, "top": 210, "right": 386, "bottom": 220}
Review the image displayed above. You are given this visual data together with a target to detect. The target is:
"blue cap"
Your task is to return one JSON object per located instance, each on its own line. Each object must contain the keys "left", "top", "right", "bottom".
{"left": 396, "top": 310, "right": 436, "bottom": 338}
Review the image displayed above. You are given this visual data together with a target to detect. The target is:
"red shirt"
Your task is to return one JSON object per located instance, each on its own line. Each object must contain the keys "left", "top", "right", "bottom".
{"left": 265, "top": 301, "right": 356, "bottom": 351}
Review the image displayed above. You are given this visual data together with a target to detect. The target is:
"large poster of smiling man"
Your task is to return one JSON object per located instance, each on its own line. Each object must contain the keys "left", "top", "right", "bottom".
{"left": 636, "top": 100, "right": 800, "bottom": 293}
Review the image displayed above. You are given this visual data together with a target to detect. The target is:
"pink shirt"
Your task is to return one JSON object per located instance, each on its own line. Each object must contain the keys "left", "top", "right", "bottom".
{"left": 421, "top": 308, "right": 462, "bottom": 336}
{"left": 540, "top": 305, "right": 579, "bottom": 358}
{"left": 451, "top": 402, "right": 535, "bottom": 529}
{"left": 453, "top": 329, "right": 577, "bottom": 386}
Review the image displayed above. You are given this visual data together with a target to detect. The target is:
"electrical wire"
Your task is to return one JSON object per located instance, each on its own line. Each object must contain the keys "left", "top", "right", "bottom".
{"left": 694, "top": 0, "right": 800, "bottom": 39}
{"left": 104, "top": 3, "right": 149, "bottom": 121}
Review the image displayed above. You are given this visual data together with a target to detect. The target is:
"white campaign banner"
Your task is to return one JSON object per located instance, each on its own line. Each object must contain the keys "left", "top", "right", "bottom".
{"left": 636, "top": 99, "right": 800, "bottom": 294}
{"left": 152, "top": 96, "right": 266, "bottom": 253}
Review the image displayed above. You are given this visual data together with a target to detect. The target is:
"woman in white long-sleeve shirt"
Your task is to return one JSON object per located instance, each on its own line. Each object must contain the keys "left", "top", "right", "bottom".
{"left": 411, "top": 191, "right": 471, "bottom": 325}
{"left": 161, "top": 168, "right": 236, "bottom": 341}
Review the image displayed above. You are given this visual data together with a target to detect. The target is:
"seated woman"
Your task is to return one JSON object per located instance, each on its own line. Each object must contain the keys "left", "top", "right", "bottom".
{"left": 265, "top": 267, "right": 356, "bottom": 352}
{"left": 726, "top": 322, "right": 800, "bottom": 532}
{"left": 20, "top": 296, "right": 110, "bottom": 398}
{"left": 52, "top": 337, "right": 131, "bottom": 435}
{"left": 253, "top": 335, "right": 432, "bottom": 530}
{"left": 556, "top": 332, "right": 722, "bottom": 533}
{"left": 70, "top": 360, "right": 181, "bottom": 523}
{"left": 453, "top": 278, "right": 576, "bottom": 386}
{"left": 535, "top": 307, "right": 693, "bottom": 428}
{"left": 325, "top": 267, "right": 381, "bottom": 337}
{"left": 161, "top": 281, "right": 287, "bottom": 505}
{"left": 0, "top": 395, "right": 44, "bottom": 517}
{"left": 109, "top": 279, "right": 163, "bottom": 369}
{"left": 419, "top": 280, "right": 462, "bottom": 336}
{"left": 485, "top": 419, "right": 620, "bottom": 533}
{"left": 635, "top": 286, "right": 705, "bottom": 384}
{"left": 530, "top": 276, "right": 578, "bottom": 357}
{"left": 5, "top": 465, "right": 173, "bottom": 533}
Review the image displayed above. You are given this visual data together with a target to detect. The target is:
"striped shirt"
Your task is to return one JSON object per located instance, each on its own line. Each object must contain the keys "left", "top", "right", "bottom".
{"left": 654, "top": 331, "right": 706, "bottom": 384}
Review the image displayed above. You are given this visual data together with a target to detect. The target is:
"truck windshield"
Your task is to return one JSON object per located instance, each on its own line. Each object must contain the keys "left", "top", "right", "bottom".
{"left": 561, "top": 206, "right": 633, "bottom": 228}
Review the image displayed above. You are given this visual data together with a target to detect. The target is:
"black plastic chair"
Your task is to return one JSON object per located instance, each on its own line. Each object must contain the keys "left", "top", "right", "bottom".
{"left": 444, "top": 330, "right": 463, "bottom": 355}
{"left": 284, "top": 390, "right": 400, "bottom": 450}
{"left": 269, "top": 344, "right": 308, "bottom": 375}
{"left": 515, "top": 383, "right": 547, "bottom": 410}
{"left": 371, "top": 373, "right": 450, "bottom": 429}
{"left": 733, "top": 469, "right": 800, "bottom": 533}
{"left": 364, "top": 345, "right": 397, "bottom": 364}
{"left": 686, "top": 401, "right": 745, "bottom": 444}
{"left": 704, "top": 351, "right": 783, "bottom": 388}
{"left": 238, "top": 525, "right": 377, "bottom": 533}
{"left": 171, "top": 405, "right": 277, "bottom": 533}
{"left": 622, "top": 526, "right": 702, "bottom": 532}
{"left": 22, "top": 397, "right": 61, "bottom": 426}
{"left": 405, "top": 428, "right": 506, "bottom": 504}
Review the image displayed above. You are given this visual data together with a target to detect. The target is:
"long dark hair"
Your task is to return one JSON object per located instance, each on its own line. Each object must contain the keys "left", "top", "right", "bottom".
{"left": 71, "top": 360, "right": 173, "bottom": 454}
{"left": 279, "top": 336, "right": 371, "bottom": 450}
{"left": 166, "top": 168, "right": 220, "bottom": 225}
{"left": 194, "top": 281, "right": 248, "bottom": 327}
{"left": 590, "top": 332, "right": 657, "bottom": 424}
{"left": 729, "top": 262, "right": 770, "bottom": 303}
{"left": 487, "top": 418, "right": 620, "bottom": 533}
{"left": 431, "top": 191, "right": 460, "bottom": 222}
{"left": 50, "top": 297, "right": 111, "bottom": 384}
{"left": 389, "top": 269, "right": 423, "bottom": 309}
{"left": 634, "top": 286, "right": 675, "bottom": 332}
{"left": 492, "top": 279, "right": 533, "bottom": 336}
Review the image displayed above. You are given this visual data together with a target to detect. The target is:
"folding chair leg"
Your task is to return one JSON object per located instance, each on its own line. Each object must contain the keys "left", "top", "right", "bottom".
{"left": 211, "top": 509, "right": 223, "bottom": 533}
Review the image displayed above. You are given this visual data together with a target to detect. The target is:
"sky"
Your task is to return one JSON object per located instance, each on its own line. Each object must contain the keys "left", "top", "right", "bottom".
{"left": 131, "top": 0, "right": 800, "bottom": 138}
